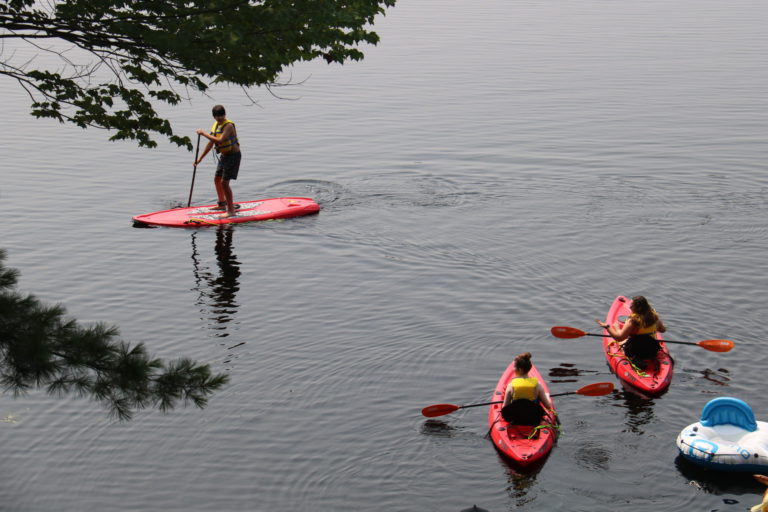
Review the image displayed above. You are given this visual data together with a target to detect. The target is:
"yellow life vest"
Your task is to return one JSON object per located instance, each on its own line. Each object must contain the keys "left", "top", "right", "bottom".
{"left": 630, "top": 312, "right": 657, "bottom": 335}
{"left": 510, "top": 377, "right": 538, "bottom": 401}
{"left": 210, "top": 119, "right": 239, "bottom": 154}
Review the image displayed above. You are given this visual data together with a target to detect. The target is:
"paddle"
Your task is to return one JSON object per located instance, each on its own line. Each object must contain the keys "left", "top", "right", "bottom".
{"left": 421, "top": 381, "right": 614, "bottom": 418}
{"left": 187, "top": 133, "right": 202, "bottom": 207}
{"left": 550, "top": 326, "right": 734, "bottom": 352}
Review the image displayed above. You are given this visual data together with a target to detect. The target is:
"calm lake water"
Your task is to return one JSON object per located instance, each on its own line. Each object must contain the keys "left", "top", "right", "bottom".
{"left": 2, "top": 1, "right": 767, "bottom": 510}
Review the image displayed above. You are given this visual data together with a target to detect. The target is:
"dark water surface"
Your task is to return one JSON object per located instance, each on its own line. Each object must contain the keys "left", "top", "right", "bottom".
{"left": 2, "top": 1, "right": 767, "bottom": 510}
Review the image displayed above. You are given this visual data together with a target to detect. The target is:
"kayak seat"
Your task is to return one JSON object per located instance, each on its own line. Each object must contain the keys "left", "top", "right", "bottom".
{"left": 700, "top": 397, "right": 757, "bottom": 432}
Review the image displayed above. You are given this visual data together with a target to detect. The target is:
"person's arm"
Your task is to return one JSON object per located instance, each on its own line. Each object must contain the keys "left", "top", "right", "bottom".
{"left": 197, "top": 123, "right": 234, "bottom": 145}
{"left": 656, "top": 317, "right": 667, "bottom": 333}
{"left": 595, "top": 317, "right": 637, "bottom": 342}
{"left": 195, "top": 140, "right": 215, "bottom": 165}
{"left": 502, "top": 384, "right": 514, "bottom": 408}
{"left": 537, "top": 385, "right": 554, "bottom": 412}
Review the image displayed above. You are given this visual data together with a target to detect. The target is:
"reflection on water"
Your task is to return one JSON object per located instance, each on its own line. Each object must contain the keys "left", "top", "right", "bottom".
{"left": 499, "top": 454, "right": 543, "bottom": 508}
{"left": 459, "top": 506, "right": 490, "bottom": 512}
{"left": 678, "top": 367, "right": 732, "bottom": 390}
{"left": 548, "top": 363, "right": 602, "bottom": 384}
{"left": 573, "top": 442, "right": 612, "bottom": 472}
{"left": 674, "top": 454, "right": 763, "bottom": 498}
{"left": 615, "top": 384, "right": 658, "bottom": 435}
{"left": 420, "top": 419, "right": 460, "bottom": 438}
{"left": 700, "top": 368, "right": 731, "bottom": 386}
{"left": 189, "top": 228, "right": 241, "bottom": 338}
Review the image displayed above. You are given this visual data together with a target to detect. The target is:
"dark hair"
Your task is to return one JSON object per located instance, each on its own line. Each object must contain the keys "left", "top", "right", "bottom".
{"left": 212, "top": 105, "right": 226, "bottom": 117}
{"left": 514, "top": 352, "right": 532, "bottom": 373}
{"left": 630, "top": 296, "right": 659, "bottom": 328}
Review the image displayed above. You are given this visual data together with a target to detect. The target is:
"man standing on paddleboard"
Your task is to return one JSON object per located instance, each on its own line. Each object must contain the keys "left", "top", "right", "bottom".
{"left": 195, "top": 105, "right": 242, "bottom": 217}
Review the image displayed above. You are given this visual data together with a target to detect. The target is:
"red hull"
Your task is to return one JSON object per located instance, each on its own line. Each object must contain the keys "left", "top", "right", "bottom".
{"left": 487, "top": 362, "right": 557, "bottom": 466}
{"left": 602, "top": 295, "right": 673, "bottom": 395}
{"left": 133, "top": 197, "right": 319, "bottom": 227}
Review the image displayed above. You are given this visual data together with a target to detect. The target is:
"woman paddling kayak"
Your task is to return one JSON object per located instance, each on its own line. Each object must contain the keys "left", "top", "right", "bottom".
{"left": 488, "top": 353, "right": 558, "bottom": 466}
{"left": 501, "top": 352, "right": 554, "bottom": 426}
{"left": 599, "top": 295, "right": 673, "bottom": 395}
{"left": 596, "top": 295, "right": 667, "bottom": 368}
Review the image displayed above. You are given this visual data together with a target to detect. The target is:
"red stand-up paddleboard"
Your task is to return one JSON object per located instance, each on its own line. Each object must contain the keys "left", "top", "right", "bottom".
{"left": 601, "top": 295, "right": 673, "bottom": 395}
{"left": 487, "top": 361, "right": 557, "bottom": 467}
{"left": 132, "top": 197, "right": 319, "bottom": 227}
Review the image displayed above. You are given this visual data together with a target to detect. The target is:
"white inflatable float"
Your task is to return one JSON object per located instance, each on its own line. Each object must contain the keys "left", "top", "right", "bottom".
{"left": 677, "top": 397, "right": 768, "bottom": 472}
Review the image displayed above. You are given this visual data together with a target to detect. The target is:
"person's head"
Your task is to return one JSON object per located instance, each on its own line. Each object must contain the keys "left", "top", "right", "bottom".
{"left": 212, "top": 105, "right": 226, "bottom": 120}
{"left": 630, "top": 295, "right": 652, "bottom": 314}
{"left": 514, "top": 352, "right": 533, "bottom": 374}
{"left": 631, "top": 295, "right": 657, "bottom": 326}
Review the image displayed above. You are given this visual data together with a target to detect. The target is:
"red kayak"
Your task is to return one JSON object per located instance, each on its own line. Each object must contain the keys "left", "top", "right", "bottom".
{"left": 601, "top": 295, "right": 673, "bottom": 395}
{"left": 132, "top": 197, "right": 319, "bottom": 227}
{"left": 487, "top": 362, "right": 557, "bottom": 466}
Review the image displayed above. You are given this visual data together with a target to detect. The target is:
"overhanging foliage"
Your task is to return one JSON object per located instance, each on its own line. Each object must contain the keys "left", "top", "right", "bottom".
{"left": 0, "top": 0, "right": 396, "bottom": 148}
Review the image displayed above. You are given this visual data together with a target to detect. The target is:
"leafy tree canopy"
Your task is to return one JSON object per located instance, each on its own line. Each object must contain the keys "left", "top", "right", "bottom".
{"left": 0, "top": 249, "right": 229, "bottom": 421}
{"left": 0, "top": 0, "right": 395, "bottom": 148}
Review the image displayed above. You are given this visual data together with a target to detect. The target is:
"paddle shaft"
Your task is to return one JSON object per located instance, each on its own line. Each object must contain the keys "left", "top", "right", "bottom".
{"left": 459, "top": 401, "right": 501, "bottom": 410}
{"left": 187, "top": 133, "right": 201, "bottom": 207}
{"left": 453, "top": 390, "right": 585, "bottom": 410}
{"left": 586, "top": 331, "right": 704, "bottom": 346}
{"left": 421, "top": 381, "right": 613, "bottom": 417}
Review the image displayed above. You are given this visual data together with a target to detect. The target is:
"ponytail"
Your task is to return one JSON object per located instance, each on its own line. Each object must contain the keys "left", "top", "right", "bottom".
{"left": 514, "top": 352, "right": 533, "bottom": 373}
{"left": 631, "top": 296, "right": 659, "bottom": 328}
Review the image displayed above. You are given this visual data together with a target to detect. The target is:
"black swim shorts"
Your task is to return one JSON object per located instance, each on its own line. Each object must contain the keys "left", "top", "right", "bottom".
{"left": 216, "top": 151, "right": 242, "bottom": 181}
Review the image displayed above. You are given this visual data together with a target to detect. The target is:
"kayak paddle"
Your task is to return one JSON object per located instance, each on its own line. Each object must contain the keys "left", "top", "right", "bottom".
{"left": 421, "top": 381, "right": 614, "bottom": 418}
{"left": 550, "top": 326, "right": 734, "bottom": 353}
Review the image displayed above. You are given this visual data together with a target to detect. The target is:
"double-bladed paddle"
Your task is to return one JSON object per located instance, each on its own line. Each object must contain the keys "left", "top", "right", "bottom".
{"left": 550, "top": 326, "right": 734, "bottom": 352}
{"left": 421, "top": 381, "right": 614, "bottom": 418}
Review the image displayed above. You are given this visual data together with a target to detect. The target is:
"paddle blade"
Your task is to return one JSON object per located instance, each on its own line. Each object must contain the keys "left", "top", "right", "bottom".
{"left": 577, "top": 382, "right": 614, "bottom": 396}
{"left": 698, "top": 339, "right": 734, "bottom": 352}
{"left": 551, "top": 326, "right": 587, "bottom": 339}
{"left": 421, "top": 403, "right": 460, "bottom": 418}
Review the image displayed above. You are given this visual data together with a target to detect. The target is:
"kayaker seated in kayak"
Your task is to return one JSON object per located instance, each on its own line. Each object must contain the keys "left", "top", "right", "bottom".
{"left": 596, "top": 295, "right": 667, "bottom": 368}
{"left": 501, "top": 352, "right": 554, "bottom": 426}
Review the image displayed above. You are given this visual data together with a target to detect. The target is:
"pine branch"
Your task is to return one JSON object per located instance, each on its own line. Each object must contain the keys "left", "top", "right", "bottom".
{"left": 0, "top": 250, "right": 229, "bottom": 421}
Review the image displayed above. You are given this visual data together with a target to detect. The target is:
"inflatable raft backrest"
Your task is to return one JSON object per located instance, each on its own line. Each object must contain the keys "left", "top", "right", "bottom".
{"left": 700, "top": 397, "right": 757, "bottom": 432}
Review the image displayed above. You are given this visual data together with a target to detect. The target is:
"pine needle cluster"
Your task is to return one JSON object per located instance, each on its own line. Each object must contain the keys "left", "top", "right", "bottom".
{"left": 0, "top": 249, "right": 228, "bottom": 421}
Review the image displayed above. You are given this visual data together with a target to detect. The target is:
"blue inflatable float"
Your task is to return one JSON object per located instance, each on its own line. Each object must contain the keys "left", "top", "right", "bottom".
{"left": 677, "top": 397, "right": 768, "bottom": 472}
